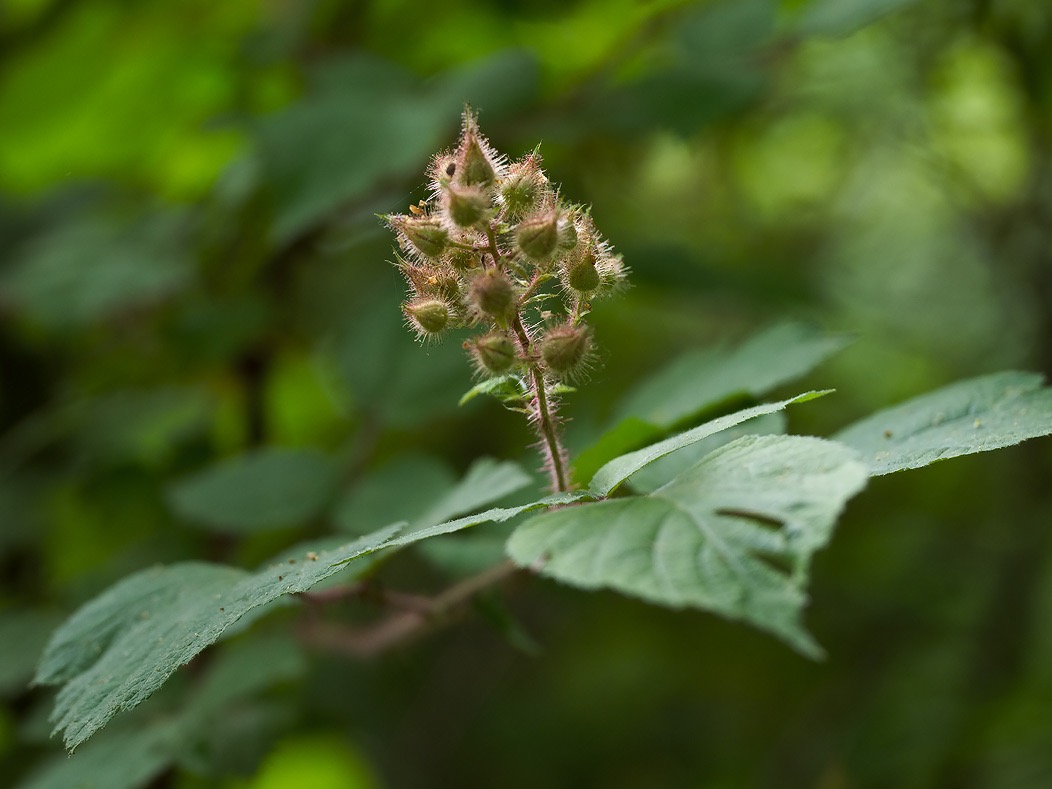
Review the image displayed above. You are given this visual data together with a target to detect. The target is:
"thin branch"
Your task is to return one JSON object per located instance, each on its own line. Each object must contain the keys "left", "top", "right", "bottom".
{"left": 299, "top": 561, "right": 522, "bottom": 658}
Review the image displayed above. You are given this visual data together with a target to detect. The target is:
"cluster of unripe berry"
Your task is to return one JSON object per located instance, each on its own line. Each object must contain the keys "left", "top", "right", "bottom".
{"left": 384, "top": 108, "right": 626, "bottom": 387}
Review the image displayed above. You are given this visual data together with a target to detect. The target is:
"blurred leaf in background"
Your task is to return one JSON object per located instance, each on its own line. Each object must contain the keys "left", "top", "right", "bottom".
{"left": 3, "top": 0, "right": 1052, "bottom": 786}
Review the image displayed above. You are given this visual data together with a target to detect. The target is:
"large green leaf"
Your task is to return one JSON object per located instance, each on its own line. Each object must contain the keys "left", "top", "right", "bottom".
{"left": 575, "top": 322, "right": 848, "bottom": 483}
{"left": 625, "top": 412, "right": 786, "bottom": 494}
{"left": 509, "top": 435, "right": 868, "bottom": 656}
{"left": 414, "top": 457, "right": 532, "bottom": 527}
{"left": 589, "top": 391, "right": 830, "bottom": 497}
{"left": 36, "top": 482, "right": 574, "bottom": 751}
{"left": 833, "top": 371, "right": 1052, "bottom": 476}
{"left": 167, "top": 448, "right": 343, "bottom": 533}
{"left": 22, "top": 633, "right": 304, "bottom": 789}
{"left": 34, "top": 526, "right": 399, "bottom": 751}
{"left": 380, "top": 490, "right": 588, "bottom": 551}
{"left": 614, "top": 322, "right": 851, "bottom": 428}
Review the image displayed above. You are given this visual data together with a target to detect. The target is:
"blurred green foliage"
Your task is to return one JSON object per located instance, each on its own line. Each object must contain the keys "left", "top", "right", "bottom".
{"left": 3, "top": 0, "right": 1052, "bottom": 786}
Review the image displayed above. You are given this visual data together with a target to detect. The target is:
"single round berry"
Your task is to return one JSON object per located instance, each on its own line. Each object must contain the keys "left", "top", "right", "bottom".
{"left": 446, "top": 185, "right": 489, "bottom": 227}
{"left": 515, "top": 213, "right": 559, "bottom": 261}
{"left": 539, "top": 324, "right": 592, "bottom": 379}
{"left": 391, "top": 216, "right": 448, "bottom": 259}
{"left": 469, "top": 332, "right": 517, "bottom": 375}
{"left": 468, "top": 269, "right": 517, "bottom": 322}
{"left": 405, "top": 298, "right": 451, "bottom": 336}
{"left": 565, "top": 253, "right": 601, "bottom": 293}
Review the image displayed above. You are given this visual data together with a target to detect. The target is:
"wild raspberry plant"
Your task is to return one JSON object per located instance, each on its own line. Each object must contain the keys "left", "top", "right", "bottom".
{"left": 384, "top": 109, "right": 626, "bottom": 493}
{"left": 30, "top": 109, "right": 1052, "bottom": 764}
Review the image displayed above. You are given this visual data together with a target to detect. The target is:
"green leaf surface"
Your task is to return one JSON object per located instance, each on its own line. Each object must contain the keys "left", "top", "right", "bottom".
{"left": 18, "top": 721, "right": 183, "bottom": 789}
{"left": 36, "top": 479, "right": 571, "bottom": 751}
{"left": 2, "top": 212, "right": 192, "bottom": 331}
{"left": 625, "top": 412, "right": 786, "bottom": 494}
{"left": 614, "top": 322, "right": 851, "bottom": 428}
{"left": 167, "top": 448, "right": 343, "bottom": 533}
{"left": 572, "top": 417, "right": 664, "bottom": 487}
{"left": 414, "top": 458, "right": 532, "bottom": 527}
{"left": 796, "top": 0, "right": 919, "bottom": 36}
{"left": 459, "top": 375, "right": 528, "bottom": 406}
{"left": 589, "top": 391, "right": 830, "bottom": 497}
{"left": 34, "top": 527, "right": 399, "bottom": 751}
{"left": 333, "top": 454, "right": 455, "bottom": 535}
{"left": 833, "top": 371, "right": 1052, "bottom": 476}
{"left": 379, "top": 490, "right": 588, "bottom": 552}
{"left": 22, "top": 633, "right": 305, "bottom": 789}
{"left": 576, "top": 323, "right": 847, "bottom": 484}
{"left": 509, "top": 435, "right": 869, "bottom": 656}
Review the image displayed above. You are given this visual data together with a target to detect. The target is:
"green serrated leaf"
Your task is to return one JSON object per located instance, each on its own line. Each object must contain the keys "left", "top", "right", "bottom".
{"left": 167, "top": 448, "right": 343, "bottom": 534}
{"left": 36, "top": 479, "right": 577, "bottom": 751}
{"left": 614, "top": 322, "right": 852, "bottom": 429}
{"left": 589, "top": 391, "right": 831, "bottom": 497}
{"left": 459, "top": 374, "right": 530, "bottom": 406}
{"left": 34, "top": 526, "right": 399, "bottom": 751}
{"left": 509, "top": 435, "right": 868, "bottom": 657}
{"left": 576, "top": 323, "right": 849, "bottom": 484}
{"left": 626, "top": 412, "right": 787, "bottom": 494}
{"left": 573, "top": 417, "right": 665, "bottom": 486}
{"left": 415, "top": 457, "right": 533, "bottom": 526}
{"left": 833, "top": 371, "right": 1052, "bottom": 476}
{"left": 378, "top": 490, "right": 588, "bottom": 553}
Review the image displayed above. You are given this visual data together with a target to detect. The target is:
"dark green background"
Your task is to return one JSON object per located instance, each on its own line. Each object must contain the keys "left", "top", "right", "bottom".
{"left": 2, "top": 0, "right": 1052, "bottom": 786}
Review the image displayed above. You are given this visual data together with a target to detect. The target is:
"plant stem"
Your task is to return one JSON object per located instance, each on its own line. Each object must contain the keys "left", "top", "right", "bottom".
{"left": 510, "top": 314, "right": 569, "bottom": 494}
{"left": 299, "top": 560, "right": 521, "bottom": 658}
{"left": 480, "top": 221, "right": 570, "bottom": 494}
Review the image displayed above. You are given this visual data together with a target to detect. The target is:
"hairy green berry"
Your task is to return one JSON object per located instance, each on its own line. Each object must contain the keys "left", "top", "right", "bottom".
{"left": 558, "top": 217, "right": 579, "bottom": 251}
{"left": 389, "top": 216, "right": 449, "bottom": 259}
{"left": 500, "top": 156, "right": 546, "bottom": 218}
{"left": 446, "top": 184, "right": 489, "bottom": 228}
{"left": 539, "top": 324, "right": 592, "bottom": 379}
{"left": 459, "top": 135, "right": 496, "bottom": 188}
{"left": 456, "top": 110, "right": 501, "bottom": 187}
{"left": 565, "top": 252, "right": 600, "bottom": 293}
{"left": 405, "top": 298, "right": 451, "bottom": 336}
{"left": 515, "top": 212, "right": 559, "bottom": 261}
{"left": 467, "top": 332, "right": 517, "bottom": 375}
{"left": 468, "top": 269, "right": 517, "bottom": 322}
{"left": 447, "top": 246, "right": 479, "bottom": 272}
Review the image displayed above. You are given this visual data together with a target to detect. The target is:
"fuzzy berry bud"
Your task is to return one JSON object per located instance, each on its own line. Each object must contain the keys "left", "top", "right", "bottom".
{"left": 468, "top": 268, "right": 517, "bottom": 322}
{"left": 539, "top": 324, "right": 591, "bottom": 379}
{"left": 389, "top": 216, "right": 449, "bottom": 259}
{"left": 467, "top": 331, "right": 517, "bottom": 375}
{"left": 515, "top": 211, "right": 559, "bottom": 261}
{"left": 459, "top": 133, "right": 497, "bottom": 188}
{"left": 447, "top": 246, "right": 480, "bottom": 272}
{"left": 446, "top": 184, "right": 489, "bottom": 228}
{"left": 565, "top": 252, "right": 601, "bottom": 293}
{"left": 500, "top": 158, "right": 545, "bottom": 218}
{"left": 558, "top": 217, "right": 579, "bottom": 251}
{"left": 405, "top": 298, "right": 451, "bottom": 336}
